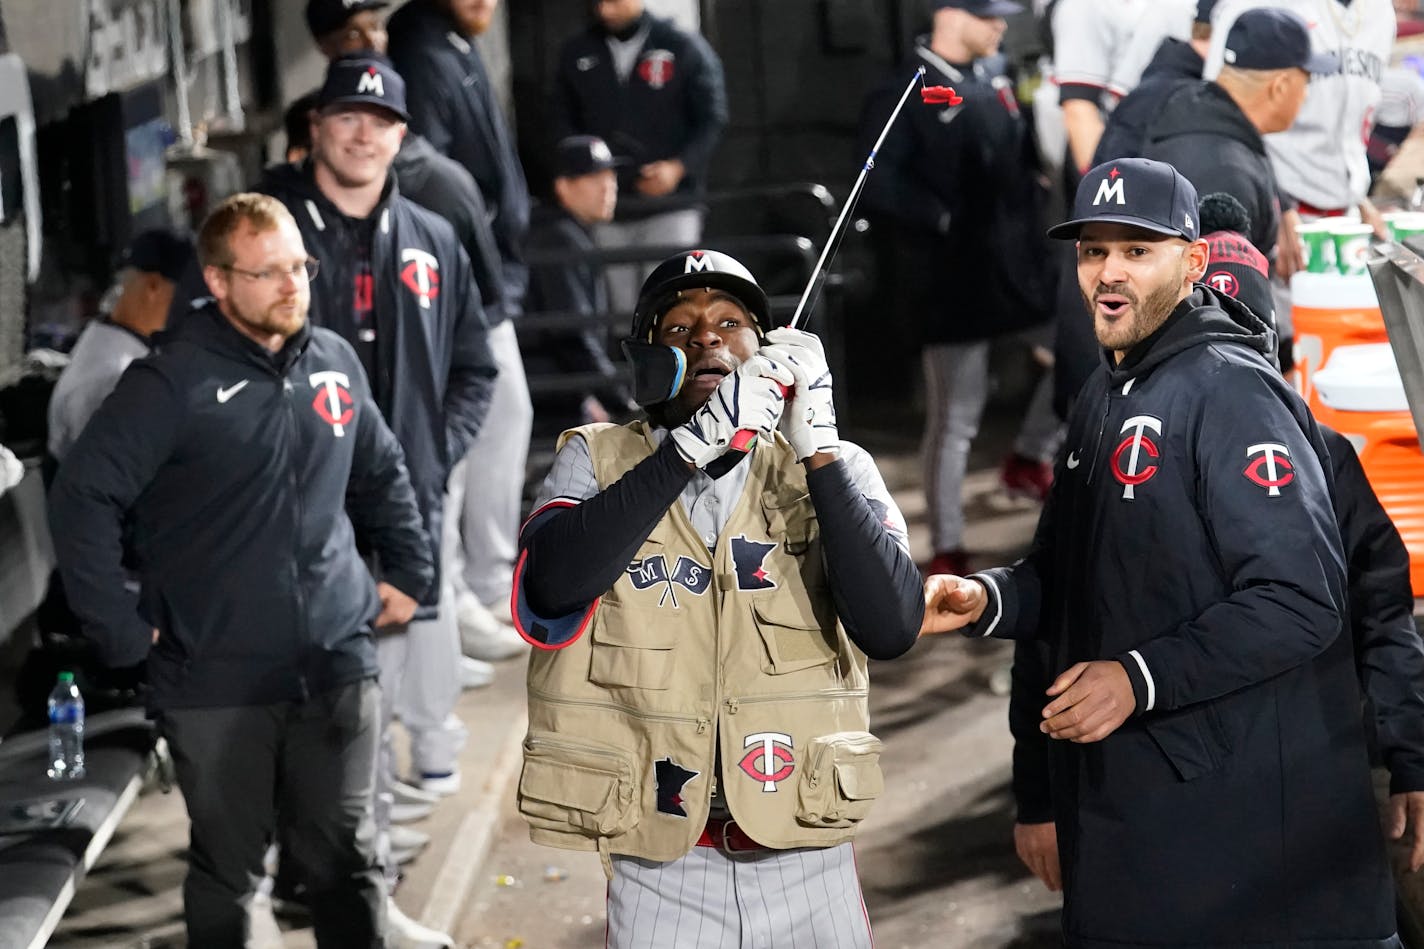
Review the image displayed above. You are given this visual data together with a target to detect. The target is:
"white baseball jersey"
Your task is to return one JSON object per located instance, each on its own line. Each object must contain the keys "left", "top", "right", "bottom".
{"left": 1051, "top": 0, "right": 1196, "bottom": 98}
{"left": 1206, "top": 0, "right": 1396, "bottom": 209}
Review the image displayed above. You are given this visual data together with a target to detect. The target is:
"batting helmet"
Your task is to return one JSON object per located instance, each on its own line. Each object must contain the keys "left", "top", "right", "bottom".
{"left": 622, "top": 250, "right": 774, "bottom": 408}
{"left": 629, "top": 250, "right": 773, "bottom": 342}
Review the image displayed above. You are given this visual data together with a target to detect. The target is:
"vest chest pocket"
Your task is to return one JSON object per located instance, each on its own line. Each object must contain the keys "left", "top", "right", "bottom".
{"left": 796, "top": 731, "right": 884, "bottom": 827}
{"left": 751, "top": 593, "right": 839, "bottom": 675}
{"left": 589, "top": 599, "right": 681, "bottom": 690}
{"left": 518, "top": 733, "right": 640, "bottom": 837}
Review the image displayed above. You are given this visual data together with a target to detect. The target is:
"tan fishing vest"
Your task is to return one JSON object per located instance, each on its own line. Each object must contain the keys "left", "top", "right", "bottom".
{"left": 518, "top": 421, "right": 886, "bottom": 865}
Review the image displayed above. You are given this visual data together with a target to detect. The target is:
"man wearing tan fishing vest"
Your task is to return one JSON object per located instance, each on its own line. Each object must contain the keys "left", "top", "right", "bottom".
{"left": 513, "top": 250, "right": 923, "bottom": 946}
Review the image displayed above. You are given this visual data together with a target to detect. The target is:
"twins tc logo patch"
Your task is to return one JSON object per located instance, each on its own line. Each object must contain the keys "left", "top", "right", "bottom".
{"left": 1112, "top": 415, "right": 1162, "bottom": 500}
{"left": 637, "top": 49, "right": 676, "bottom": 89}
{"left": 1206, "top": 270, "right": 1240, "bottom": 297}
{"left": 309, "top": 371, "right": 354, "bottom": 437}
{"left": 731, "top": 535, "right": 778, "bottom": 590}
{"left": 1244, "top": 443, "right": 1294, "bottom": 496}
{"left": 626, "top": 555, "right": 711, "bottom": 607}
{"left": 399, "top": 249, "right": 440, "bottom": 309}
{"left": 739, "top": 732, "right": 794, "bottom": 792}
{"left": 654, "top": 757, "right": 700, "bottom": 818}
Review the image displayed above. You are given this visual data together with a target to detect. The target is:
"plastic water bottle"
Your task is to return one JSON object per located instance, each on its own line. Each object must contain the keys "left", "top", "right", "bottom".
{"left": 47, "top": 671, "right": 85, "bottom": 781}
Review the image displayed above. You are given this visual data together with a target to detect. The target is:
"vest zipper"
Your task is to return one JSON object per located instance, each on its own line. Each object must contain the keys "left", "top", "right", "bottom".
{"left": 523, "top": 735, "right": 627, "bottom": 761}
{"left": 730, "top": 688, "right": 868, "bottom": 706}
{"left": 528, "top": 687, "right": 706, "bottom": 727}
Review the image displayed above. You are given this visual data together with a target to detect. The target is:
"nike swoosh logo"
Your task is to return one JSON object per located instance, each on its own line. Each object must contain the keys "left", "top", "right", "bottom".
{"left": 1066, "top": 452, "right": 1081, "bottom": 469}
{"left": 216, "top": 380, "right": 249, "bottom": 404}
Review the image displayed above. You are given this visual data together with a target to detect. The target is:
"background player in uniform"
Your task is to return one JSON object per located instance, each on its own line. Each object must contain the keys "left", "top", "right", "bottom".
{"left": 1050, "top": 0, "right": 1196, "bottom": 177}
{"left": 1205, "top": 0, "right": 1397, "bottom": 276}
{"left": 512, "top": 251, "right": 922, "bottom": 947}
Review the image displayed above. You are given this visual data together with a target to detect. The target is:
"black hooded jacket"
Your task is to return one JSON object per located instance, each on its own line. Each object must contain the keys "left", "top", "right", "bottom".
{"left": 860, "top": 45, "right": 1052, "bottom": 343}
{"left": 49, "top": 305, "right": 433, "bottom": 709}
{"left": 1142, "top": 80, "right": 1280, "bottom": 257}
{"left": 393, "top": 132, "right": 509, "bottom": 326}
{"left": 1093, "top": 38, "right": 1205, "bottom": 164}
{"left": 550, "top": 11, "right": 728, "bottom": 216}
{"left": 971, "top": 289, "right": 1396, "bottom": 946}
{"left": 257, "top": 161, "right": 497, "bottom": 608}
{"left": 387, "top": 0, "right": 530, "bottom": 310}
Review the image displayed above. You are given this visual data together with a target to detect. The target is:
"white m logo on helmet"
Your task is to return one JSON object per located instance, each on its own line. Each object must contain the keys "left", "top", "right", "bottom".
{"left": 684, "top": 253, "right": 713, "bottom": 274}
{"left": 356, "top": 70, "right": 385, "bottom": 97}
{"left": 1093, "top": 176, "right": 1126, "bottom": 206}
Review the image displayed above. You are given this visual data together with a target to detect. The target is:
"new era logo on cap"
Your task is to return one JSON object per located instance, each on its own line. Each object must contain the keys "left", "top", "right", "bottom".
{"left": 1048, "top": 158, "right": 1201, "bottom": 242}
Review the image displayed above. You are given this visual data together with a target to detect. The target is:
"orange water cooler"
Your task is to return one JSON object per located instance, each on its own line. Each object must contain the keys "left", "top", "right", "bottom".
{"left": 1291, "top": 272, "right": 1424, "bottom": 597}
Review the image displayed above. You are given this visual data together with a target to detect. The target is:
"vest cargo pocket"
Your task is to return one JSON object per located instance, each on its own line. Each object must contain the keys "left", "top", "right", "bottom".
{"left": 796, "top": 731, "right": 884, "bottom": 827}
{"left": 518, "top": 734, "right": 639, "bottom": 837}
{"left": 751, "top": 595, "right": 839, "bottom": 675}
{"left": 589, "top": 600, "right": 681, "bottom": 690}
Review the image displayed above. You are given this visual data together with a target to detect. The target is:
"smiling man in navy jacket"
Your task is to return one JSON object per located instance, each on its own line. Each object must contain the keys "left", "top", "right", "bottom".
{"left": 49, "top": 193, "right": 434, "bottom": 949}
{"left": 922, "top": 158, "right": 1399, "bottom": 948}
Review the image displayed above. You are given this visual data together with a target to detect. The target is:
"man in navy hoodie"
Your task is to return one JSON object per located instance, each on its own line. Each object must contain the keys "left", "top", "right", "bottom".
{"left": 922, "top": 159, "right": 1399, "bottom": 947}
{"left": 49, "top": 193, "right": 433, "bottom": 948}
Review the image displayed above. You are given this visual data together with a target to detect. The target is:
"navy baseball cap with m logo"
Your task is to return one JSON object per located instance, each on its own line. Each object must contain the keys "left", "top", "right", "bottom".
{"left": 318, "top": 53, "right": 410, "bottom": 123}
{"left": 1047, "top": 157, "right": 1201, "bottom": 242}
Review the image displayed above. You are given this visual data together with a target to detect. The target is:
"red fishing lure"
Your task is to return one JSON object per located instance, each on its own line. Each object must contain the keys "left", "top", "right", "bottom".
{"left": 921, "top": 85, "right": 963, "bottom": 106}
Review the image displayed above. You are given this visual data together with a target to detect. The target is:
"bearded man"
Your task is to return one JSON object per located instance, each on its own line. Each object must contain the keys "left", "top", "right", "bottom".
{"left": 48, "top": 192, "right": 433, "bottom": 948}
{"left": 920, "top": 158, "right": 1400, "bottom": 948}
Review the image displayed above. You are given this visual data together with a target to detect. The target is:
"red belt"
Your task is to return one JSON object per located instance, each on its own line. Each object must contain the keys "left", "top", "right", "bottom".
{"left": 1296, "top": 201, "right": 1348, "bottom": 219}
{"left": 696, "top": 818, "right": 764, "bottom": 853}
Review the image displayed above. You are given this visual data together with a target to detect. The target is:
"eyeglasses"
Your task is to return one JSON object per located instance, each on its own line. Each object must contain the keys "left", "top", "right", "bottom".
{"left": 221, "top": 258, "right": 320, "bottom": 284}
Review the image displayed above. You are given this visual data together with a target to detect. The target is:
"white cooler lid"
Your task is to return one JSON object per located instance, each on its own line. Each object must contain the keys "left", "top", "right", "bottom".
{"left": 1289, "top": 271, "right": 1380, "bottom": 309}
{"left": 1313, "top": 343, "right": 1410, "bottom": 412}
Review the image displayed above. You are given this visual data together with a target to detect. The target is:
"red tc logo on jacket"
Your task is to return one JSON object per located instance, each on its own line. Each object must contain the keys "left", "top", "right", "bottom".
{"left": 1244, "top": 443, "right": 1294, "bottom": 496}
{"left": 1112, "top": 415, "right": 1162, "bottom": 500}
{"left": 310, "top": 371, "right": 354, "bottom": 437}
{"left": 400, "top": 248, "right": 440, "bottom": 309}
{"left": 637, "top": 49, "right": 676, "bottom": 89}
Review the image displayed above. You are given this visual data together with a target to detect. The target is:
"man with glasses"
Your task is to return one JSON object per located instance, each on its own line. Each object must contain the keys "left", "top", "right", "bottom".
{"left": 49, "top": 192, "right": 434, "bottom": 948}
{"left": 256, "top": 52, "right": 498, "bottom": 897}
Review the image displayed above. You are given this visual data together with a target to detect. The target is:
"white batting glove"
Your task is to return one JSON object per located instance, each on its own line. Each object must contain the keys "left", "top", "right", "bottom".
{"left": 763, "top": 328, "right": 839, "bottom": 461}
{"left": 670, "top": 353, "right": 794, "bottom": 468}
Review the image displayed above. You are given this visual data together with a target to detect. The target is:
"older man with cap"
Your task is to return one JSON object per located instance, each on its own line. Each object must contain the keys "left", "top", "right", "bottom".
{"left": 48, "top": 229, "right": 192, "bottom": 465}
{"left": 1205, "top": 0, "right": 1396, "bottom": 276}
{"left": 922, "top": 157, "right": 1400, "bottom": 947}
{"left": 1141, "top": 7, "right": 1338, "bottom": 261}
{"left": 524, "top": 135, "right": 634, "bottom": 426}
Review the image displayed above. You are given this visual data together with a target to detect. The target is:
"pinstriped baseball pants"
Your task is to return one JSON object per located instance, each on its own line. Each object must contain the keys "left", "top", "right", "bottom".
{"left": 607, "top": 844, "right": 873, "bottom": 949}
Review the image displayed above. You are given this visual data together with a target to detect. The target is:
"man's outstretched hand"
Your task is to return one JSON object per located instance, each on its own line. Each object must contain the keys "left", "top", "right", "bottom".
{"left": 920, "top": 575, "right": 988, "bottom": 636}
